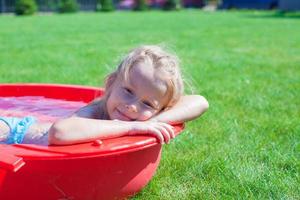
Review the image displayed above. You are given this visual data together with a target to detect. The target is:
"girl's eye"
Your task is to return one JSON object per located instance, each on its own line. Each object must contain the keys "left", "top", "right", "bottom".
{"left": 124, "top": 87, "right": 133, "bottom": 95}
{"left": 143, "top": 101, "right": 154, "bottom": 108}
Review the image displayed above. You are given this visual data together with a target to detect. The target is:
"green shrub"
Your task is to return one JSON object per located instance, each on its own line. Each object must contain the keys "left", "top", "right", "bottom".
{"left": 97, "top": 0, "right": 115, "bottom": 11}
{"left": 57, "top": 0, "right": 79, "bottom": 13}
{"left": 15, "top": 0, "right": 37, "bottom": 15}
{"left": 163, "top": 0, "right": 179, "bottom": 10}
{"left": 134, "top": 0, "right": 148, "bottom": 11}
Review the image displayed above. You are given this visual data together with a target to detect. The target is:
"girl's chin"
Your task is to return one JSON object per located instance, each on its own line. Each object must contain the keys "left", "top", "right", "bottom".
{"left": 108, "top": 109, "right": 153, "bottom": 121}
{"left": 111, "top": 110, "right": 132, "bottom": 121}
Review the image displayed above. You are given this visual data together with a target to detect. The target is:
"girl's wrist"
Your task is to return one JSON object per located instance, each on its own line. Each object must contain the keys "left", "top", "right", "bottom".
{"left": 127, "top": 121, "right": 139, "bottom": 136}
{"left": 149, "top": 116, "right": 159, "bottom": 122}
{"left": 112, "top": 119, "right": 136, "bottom": 136}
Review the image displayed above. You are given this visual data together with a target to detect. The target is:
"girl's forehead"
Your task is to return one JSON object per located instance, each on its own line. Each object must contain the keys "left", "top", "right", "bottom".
{"left": 125, "top": 64, "right": 169, "bottom": 104}
{"left": 129, "top": 64, "right": 166, "bottom": 90}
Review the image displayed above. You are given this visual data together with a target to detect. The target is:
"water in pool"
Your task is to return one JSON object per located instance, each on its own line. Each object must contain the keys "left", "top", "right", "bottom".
{"left": 0, "top": 96, "right": 87, "bottom": 144}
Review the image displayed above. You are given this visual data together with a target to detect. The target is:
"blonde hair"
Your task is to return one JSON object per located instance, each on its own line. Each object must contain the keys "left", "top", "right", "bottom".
{"left": 105, "top": 45, "right": 184, "bottom": 110}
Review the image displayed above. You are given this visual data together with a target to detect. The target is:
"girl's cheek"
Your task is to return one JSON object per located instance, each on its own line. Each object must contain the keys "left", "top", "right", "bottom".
{"left": 115, "top": 89, "right": 126, "bottom": 101}
{"left": 139, "top": 111, "right": 153, "bottom": 121}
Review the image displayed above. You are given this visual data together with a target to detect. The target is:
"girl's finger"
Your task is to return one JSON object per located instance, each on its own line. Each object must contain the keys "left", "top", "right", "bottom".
{"left": 158, "top": 123, "right": 175, "bottom": 139}
{"left": 162, "top": 123, "right": 175, "bottom": 139}
{"left": 156, "top": 126, "right": 170, "bottom": 144}
{"left": 149, "top": 127, "right": 164, "bottom": 144}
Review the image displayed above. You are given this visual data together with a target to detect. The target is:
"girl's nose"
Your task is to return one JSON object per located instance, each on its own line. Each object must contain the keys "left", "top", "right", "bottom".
{"left": 125, "top": 104, "right": 138, "bottom": 113}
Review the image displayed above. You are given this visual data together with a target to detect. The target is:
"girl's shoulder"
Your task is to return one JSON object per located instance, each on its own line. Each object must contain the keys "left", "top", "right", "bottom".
{"left": 73, "top": 97, "right": 108, "bottom": 120}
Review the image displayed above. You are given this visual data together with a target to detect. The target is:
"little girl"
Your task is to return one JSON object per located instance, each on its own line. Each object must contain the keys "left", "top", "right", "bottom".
{"left": 0, "top": 45, "right": 209, "bottom": 145}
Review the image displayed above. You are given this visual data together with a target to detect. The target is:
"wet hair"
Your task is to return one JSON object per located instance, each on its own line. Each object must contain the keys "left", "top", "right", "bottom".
{"left": 104, "top": 45, "right": 184, "bottom": 110}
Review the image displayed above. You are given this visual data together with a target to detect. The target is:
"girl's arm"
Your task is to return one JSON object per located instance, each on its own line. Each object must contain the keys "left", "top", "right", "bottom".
{"left": 151, "top": 95, "right": 209, "bottom": 125}
{"left": 48, "top": 118, "right": 131, "bottom": 145}
{"left": 48, "top": 118, "right": 175, "bottom": 145}
{"left": 48, "top": 95, "right": 208, "bottom": 145}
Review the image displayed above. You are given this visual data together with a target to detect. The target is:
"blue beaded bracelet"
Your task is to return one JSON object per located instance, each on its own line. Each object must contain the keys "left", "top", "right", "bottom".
{"left": 0, "top": 116, "right": 36, "bottom": 144}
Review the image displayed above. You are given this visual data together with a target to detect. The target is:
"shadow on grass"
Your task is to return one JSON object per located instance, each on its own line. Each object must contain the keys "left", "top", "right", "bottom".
{"left": 242, "top": 11, "right": 300, "bottom": 19}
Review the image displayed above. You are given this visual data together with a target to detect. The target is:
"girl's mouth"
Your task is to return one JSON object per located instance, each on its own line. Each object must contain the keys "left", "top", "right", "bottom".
{"left": 116, "top": 109, "right": 133, "bottom": 121}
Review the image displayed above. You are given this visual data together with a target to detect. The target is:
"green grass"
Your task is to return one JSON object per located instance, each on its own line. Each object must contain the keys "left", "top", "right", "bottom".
{"left": 1, "top": 10, "right": 299, "bottom": 199}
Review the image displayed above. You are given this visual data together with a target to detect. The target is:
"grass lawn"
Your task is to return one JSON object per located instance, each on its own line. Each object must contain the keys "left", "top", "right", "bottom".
{"left": 0, "top": 10, "right": 299, "bottom": 199}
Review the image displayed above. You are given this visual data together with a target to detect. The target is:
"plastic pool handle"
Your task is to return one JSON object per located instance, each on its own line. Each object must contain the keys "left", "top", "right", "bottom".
{"left": 0, "top": 152, "right": 25, "bottom": 172}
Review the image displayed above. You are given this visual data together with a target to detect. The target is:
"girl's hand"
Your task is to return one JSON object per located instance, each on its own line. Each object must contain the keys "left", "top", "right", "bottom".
{"left": 128, "top": 121, "right": 175, "bottom": 144}
{"left": 0, "top": 120, "right": 10, "bottom": 142}
{"left": 24, "top": 123, "right": 52, "bottom": 144}
{"left": 0, "top": 131, "right": 8, "bottom": 142}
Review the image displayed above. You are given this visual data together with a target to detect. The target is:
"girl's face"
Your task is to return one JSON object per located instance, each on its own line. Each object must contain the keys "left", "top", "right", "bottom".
{"left": 106, "top": 63, "right": 169, "bottom": 121}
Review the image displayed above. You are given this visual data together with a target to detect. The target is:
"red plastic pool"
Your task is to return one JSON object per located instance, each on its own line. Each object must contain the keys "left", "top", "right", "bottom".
{"left": 0, "top": 83, "right": 184, "bottom": 200}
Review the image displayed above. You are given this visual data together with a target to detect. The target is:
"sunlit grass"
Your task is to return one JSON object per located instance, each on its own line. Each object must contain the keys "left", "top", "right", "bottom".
{"left": 0, "top": 10, "right": 299, "bottom": 199}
